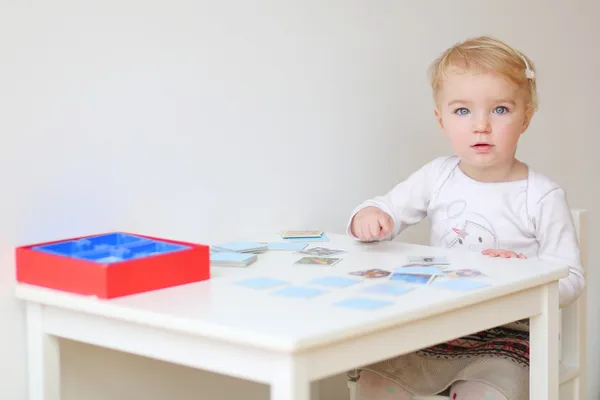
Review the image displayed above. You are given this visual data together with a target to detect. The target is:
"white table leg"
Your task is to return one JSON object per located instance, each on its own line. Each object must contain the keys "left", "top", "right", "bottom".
{"left": 270, "top": 357, "right": 310, "bottom": 400}
{"left": 26, "top": 303, "right": 60, "bottom": 400}
{"left": 530, "top": 282, "right": 559, "bottom": 400}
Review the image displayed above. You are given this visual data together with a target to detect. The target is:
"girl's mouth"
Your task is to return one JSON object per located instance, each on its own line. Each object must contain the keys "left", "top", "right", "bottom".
{"left": 472, "top": 143, "right": 493, "bottom": 152}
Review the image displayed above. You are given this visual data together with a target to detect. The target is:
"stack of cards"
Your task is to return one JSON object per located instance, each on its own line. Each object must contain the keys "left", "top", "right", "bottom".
{"left": 211, "top": 241, "right": 268, "bottom": 254}
{"left": 210, "top": 251, "right": 257, "bottom": 267}
{"left": 281, "top": 230, "right": 323, "bottom": 239}
{"left": 280, "top": 230, "right": 329, "bottom": 242}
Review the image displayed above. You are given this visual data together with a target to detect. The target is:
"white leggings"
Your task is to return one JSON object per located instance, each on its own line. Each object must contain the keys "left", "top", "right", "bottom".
{"left": 355, "top": 370, "right": 509, "bottom": 400}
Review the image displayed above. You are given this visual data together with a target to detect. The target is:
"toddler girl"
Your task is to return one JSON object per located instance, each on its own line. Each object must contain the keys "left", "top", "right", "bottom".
{"left": 347, "top": 36, "right": 585, "bottom": 400}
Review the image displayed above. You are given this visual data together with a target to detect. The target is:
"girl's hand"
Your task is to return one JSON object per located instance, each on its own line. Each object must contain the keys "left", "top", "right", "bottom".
{"left": 482, "top": 249, "right": 527, "bottom": 259}
{"left": 350, "top": 206, "right": 394, "bottom": 242}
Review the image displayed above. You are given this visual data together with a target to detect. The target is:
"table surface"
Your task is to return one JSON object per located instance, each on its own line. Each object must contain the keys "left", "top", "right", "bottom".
{"left": 15, "top": 233, "right": 569, "bottom": 353}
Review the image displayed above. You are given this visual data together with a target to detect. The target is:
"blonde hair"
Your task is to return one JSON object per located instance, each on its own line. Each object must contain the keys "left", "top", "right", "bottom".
{"left": 428, "top": 36, "right": 538, "bottom": 111}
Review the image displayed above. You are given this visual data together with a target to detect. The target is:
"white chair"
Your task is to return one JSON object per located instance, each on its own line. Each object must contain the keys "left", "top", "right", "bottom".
{"left": 347, "top": 209, "right": 588, "bottom": 400}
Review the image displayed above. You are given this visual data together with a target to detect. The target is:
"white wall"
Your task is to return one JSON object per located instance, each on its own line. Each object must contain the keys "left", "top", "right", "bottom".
{"left": 1, "top": 1, "right": 598, "bottom": 398}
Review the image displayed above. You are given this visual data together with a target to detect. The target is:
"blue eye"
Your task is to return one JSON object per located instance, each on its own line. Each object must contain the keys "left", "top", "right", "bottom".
{"left": 494, "top": 106, "right": 509, "bottom": 114}
{"left": 454, "top": 108, "right": 470, "bottom": 115}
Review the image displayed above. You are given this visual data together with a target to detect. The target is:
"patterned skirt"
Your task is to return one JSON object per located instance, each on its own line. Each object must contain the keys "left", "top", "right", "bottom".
{"left": 352, "top": 320, "right": 531, "bottom": 400}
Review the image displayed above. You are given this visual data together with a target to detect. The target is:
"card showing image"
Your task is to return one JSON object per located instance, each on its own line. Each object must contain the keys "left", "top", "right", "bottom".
{"left": 389, "top": 273, "right": 435, "bottom": 285}
{"left": 349, "top": 269, "right": 391, "bottom": 279}
{"left": 396, "top": 266, "right": 442, "bottom": 275}
{"left": 298, "top": 247, "right": 347, "bottom": 257}
{"left": 294, "top": 256, "right": 341, "bottom": 266}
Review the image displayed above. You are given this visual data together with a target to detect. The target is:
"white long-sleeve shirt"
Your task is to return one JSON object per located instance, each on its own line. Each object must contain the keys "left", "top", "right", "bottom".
{"left": 347, "top": 155, "right": 585, "bottom": 306}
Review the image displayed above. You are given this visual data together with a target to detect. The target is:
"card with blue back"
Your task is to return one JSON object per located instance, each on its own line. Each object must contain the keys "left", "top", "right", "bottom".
{"left": 235, "top": 277, "right": 287, "bottom": 290}
{"left": 362, "top": 283, "right": 414, "bottom": 296}
{"left": 307, "top": 276, "right": 360, "bottom": 288}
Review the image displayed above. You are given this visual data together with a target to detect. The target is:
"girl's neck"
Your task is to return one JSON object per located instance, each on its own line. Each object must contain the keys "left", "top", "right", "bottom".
{"left": 459, "top": 158, "right": 528, "bottom": 183}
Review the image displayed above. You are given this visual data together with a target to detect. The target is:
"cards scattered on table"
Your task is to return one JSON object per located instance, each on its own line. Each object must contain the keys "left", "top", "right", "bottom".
{"left": 362, "top": 283, "right": 414, "bottom": 296}
{"left": 210, "top": 251, "right": 257, "bottom": 267}
{"left": 432, "top": 278, "right": 491, "bottom": 291}
{"left": 298, "top": 247, "right": 347, "bottom": 257}
{"left": 334, "top": 297, "right": 393, "bottom": 310}
{"left": 273, "top": 286, "right": 327, "bottom": 299}
{"left": 349, "top": 269, "right": 391, "bottom": 279}
{"left": 267, "top": 242, "right": 308, "bottom": 251}
{"left": 307, "top": 276, "right": 360, "bottom": 288}
{"left": 212, "top": 241, "right": 268, "bottom": 254}
{"left": 396, "top": 266, "right": 442, "bottom": 275}
{"left": 294, "top": 256, "right": 341, "bottom": 266}
{"left": 280, "top": 230, "right": 324, "bottom": 239}
{"left": 389, "top": 272, "right": 436, "bottom": 285}
{"left": 235, "top": 277, "right": 287, "bottom": 289}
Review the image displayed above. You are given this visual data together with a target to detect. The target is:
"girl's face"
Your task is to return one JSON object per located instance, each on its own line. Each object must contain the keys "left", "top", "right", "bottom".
{"left": 434, "top": 70, "right": 533, "bottom": 179}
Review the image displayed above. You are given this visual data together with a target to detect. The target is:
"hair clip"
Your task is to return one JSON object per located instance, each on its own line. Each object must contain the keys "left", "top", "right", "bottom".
{"left": 520, "top": 55, "right": 535, "bottom": 80}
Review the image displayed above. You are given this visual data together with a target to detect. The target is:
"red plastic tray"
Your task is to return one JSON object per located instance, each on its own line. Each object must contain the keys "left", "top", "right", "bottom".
{"left": 16, "top": 232, "right": 210, "bottom": 299}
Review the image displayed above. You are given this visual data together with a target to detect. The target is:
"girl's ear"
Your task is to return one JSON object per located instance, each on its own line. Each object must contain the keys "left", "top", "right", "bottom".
{"left": 434, "top": 108, "right": 444, "bottom": 130}
{"left": 522, "top": 104, "right": 535, "bottom": 132}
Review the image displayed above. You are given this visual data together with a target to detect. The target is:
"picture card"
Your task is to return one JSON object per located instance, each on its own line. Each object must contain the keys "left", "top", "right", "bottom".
{"left": 298, "top": 247, "right": 347, "bottom": 257}
{"left": 455, "top": 268, "right": 484, "bottom": 277}
{"left": 396, "top": 266, "right": 442, "bottom": 275}
{"left": 389, "top": 272, "right": 436, "bottom": 285}
{"left": 334, "top": 297, "right": 393, "bottom": 310}
{"left": 235, "top": 277, "right": 288, "bottom": 290}
{"left": 280, "top": 230, "right": 324, "bottom": 239}
{"left": 441, "top": 269, "right": 485, "bottom": 279}
{"left": 272, "top": 286, "right": 327, "bottom": 299}
{"left": 267, "top": 242, "right": 308, "bottom": 251}
{"left": 432, "top": 278, "right": 491, "bottom": 292}
{"left": 349, "top": 269, "right": 391, "bottom": 279}
{"left": 362, "top": 283, "right": 414, "bottom": 296}
{"left": 307, "top": 276, "right": 360, "bottom": 288}
{"left": 294, "top": 256, "right": 341, "bottom": 266}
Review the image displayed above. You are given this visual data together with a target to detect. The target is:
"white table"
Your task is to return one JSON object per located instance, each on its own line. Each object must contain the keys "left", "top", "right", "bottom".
{"left": 16, "top": 233, "right": 568, "bottom": 400}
